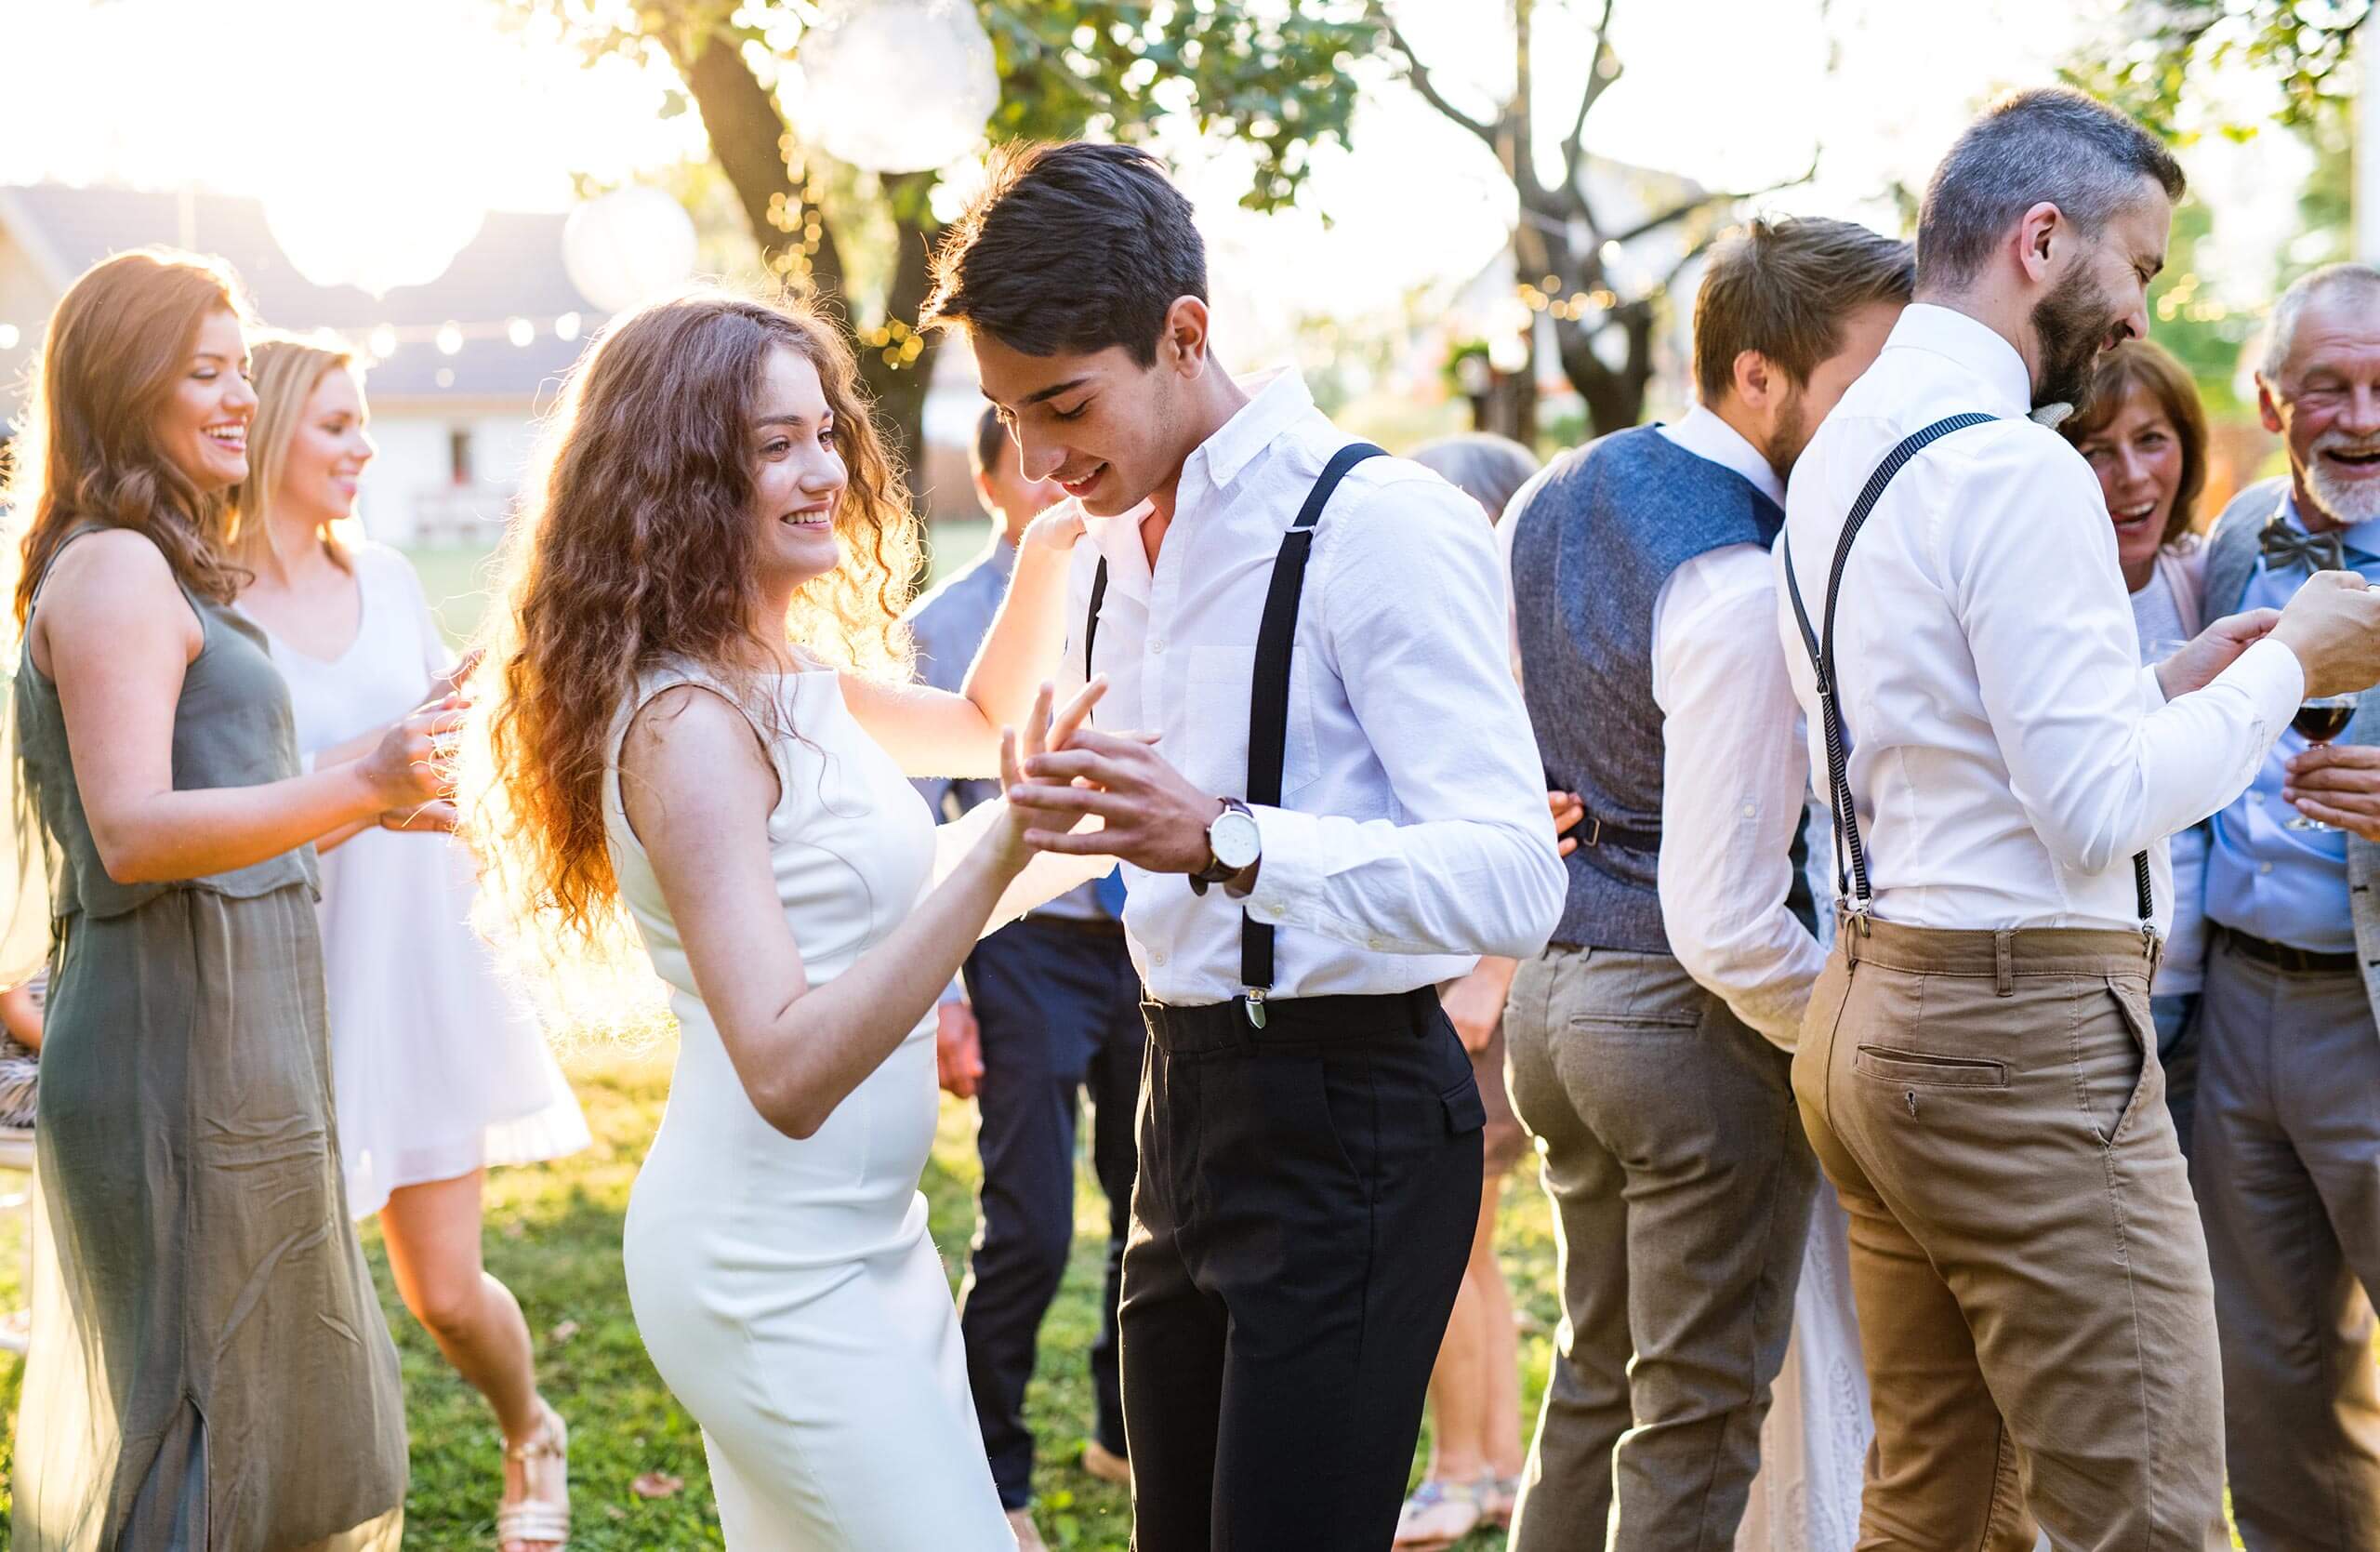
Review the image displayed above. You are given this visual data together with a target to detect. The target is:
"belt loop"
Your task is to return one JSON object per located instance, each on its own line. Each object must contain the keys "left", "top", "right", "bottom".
{"left": 1993, "top": 929, "right": 2014, "bottom": 997}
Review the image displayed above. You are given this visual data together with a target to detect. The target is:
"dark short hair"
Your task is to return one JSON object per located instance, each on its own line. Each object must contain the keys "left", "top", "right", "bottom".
{"left": 2058, "top": 338, "right": 2209, "bottom": 549}
{"left": 972, "top": 403, "right": 1008, "bottom": 478}
{"left": 923, "top": 141, "right": 1207, "bottom": 365}
{"left": 1917, "top": 86, "right": 2185, "bottom": 291}
{"left": 1691, "top": 217, "right": 1913, "bottom": 405}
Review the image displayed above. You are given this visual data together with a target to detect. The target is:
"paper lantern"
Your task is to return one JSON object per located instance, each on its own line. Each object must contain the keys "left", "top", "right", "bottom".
{"left": 791, "top": 0, "right": 998, "bottom": 174}
{"left": 562, "top": 187, "right": 700, "bottom": 315}
{"left": 266, "top": 185, "right": 483, "bottom": 299}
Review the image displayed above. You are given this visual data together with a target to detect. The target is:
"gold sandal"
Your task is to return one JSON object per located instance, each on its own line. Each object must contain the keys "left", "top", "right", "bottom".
{"left": 496, "top": 1401, "right": 570, "bottom": 1551}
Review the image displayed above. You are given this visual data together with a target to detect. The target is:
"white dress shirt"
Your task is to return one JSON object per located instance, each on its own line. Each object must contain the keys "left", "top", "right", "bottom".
{"left": 1055, "top": 368, "right": 1565, "bottom": 1005}
{"left": 1775, "top": 303, "right": 2304, "bottom": 933}
{"left": 1492, "top": 406, "right": 1825, "bottom": 1047}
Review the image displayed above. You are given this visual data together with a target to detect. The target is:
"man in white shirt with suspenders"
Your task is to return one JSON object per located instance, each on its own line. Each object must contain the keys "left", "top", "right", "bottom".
{"left": 924, "top": 142, "right": 1564, "bottom": 1550}
{"left": 1778, "top": 86, "right": 2380, "bottom": 1545}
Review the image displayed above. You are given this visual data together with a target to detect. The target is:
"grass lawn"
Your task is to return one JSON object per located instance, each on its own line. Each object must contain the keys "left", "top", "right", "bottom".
{"left": 0, "top": 1039, "right": 1560, "bottom": 1549}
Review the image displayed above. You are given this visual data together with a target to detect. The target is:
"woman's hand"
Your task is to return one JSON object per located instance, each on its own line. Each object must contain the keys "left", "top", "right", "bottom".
{"left": 989, "top": 677, "right": 1107, "bottom": 873}
{"left": 1021, "top": 500, "right": 1087, "bottom": 554}
{"left": 428, "top": 646, "right": 484, "bottom": 703}
{"left": 356, "top": 693, "right": 468, "bottom": 811}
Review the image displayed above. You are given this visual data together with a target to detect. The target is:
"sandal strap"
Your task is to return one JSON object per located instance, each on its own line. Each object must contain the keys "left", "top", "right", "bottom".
{"left": 495, "top": 1503, "right": 571, "bottom": 1540}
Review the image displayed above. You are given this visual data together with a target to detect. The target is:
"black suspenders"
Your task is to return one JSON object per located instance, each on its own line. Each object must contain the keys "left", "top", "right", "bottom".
{"left": 1781, "top": 413, "right": 2156, "bottom": 936}
{"left": 1083, "top": 442, "right": 1388, "bottom": 1025}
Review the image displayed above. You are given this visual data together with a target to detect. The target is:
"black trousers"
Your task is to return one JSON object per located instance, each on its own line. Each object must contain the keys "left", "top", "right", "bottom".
{"left": 958, "top": 914, "right": 1146, "bottom": 1508}
{"left": 1122, "top": 987, "right": 1484, "bottom": 1551}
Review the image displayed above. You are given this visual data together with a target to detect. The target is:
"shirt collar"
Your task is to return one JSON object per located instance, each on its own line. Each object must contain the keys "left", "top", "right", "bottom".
{"left": 1189, "top": 367, "right": 1314, "bottom": 491}
{"left": 986, "top": 534, "right": 1019, "bottom": 581}
{"left": 1667, "top": 404, "right": 1784, "bottom": 507}
{"left": 1884, "top": 302, "right": 2035, "bottom": 419}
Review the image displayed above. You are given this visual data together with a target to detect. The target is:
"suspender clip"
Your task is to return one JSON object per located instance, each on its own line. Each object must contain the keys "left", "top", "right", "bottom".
{"left": 1243, "top": 988, "right": 1268, "bottom": 1030}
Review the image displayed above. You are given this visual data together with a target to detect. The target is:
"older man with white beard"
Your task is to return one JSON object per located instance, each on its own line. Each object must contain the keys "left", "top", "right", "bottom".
{"left": 2193, "top": 261, "right": 2380, "bottom": 1551}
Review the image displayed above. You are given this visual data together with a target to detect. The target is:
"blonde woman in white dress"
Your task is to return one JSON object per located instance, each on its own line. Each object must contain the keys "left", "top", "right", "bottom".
{"left": 468, "top": 290, "right": 1101, "bottom": 1550}
{"left": 228, "top": 335, "right": 588, "bottom": 1552}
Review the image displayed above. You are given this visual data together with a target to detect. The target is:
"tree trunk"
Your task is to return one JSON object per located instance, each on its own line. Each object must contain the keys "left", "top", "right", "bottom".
{"left": 678, "top": 32, "right": 845, "bottom": 302}
{"left": 1554, "top": 303, "right": 1655, "bottom": 437}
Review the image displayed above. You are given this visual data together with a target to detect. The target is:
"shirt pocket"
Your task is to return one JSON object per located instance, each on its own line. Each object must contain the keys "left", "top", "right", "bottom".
{"left": 1185, "top": 643, "right": 1320, "bottom": 802}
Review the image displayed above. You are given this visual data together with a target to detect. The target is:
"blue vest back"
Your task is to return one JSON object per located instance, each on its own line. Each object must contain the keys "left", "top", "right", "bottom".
{"left": 1509, "top": 424, "right": 1809, "bottom": 951}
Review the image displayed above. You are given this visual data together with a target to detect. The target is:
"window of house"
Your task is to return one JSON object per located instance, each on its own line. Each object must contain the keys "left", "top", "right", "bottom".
{"left": 449, "top": 428, "right": 474, "bottom": 487}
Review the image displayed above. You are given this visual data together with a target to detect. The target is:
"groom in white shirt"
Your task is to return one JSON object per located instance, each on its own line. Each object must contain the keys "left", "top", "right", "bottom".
{"left": 1777, "top": 86, "right": 2380, "bottom": 1545}
{"left": 924, "top": 141, "right": 1564, "bottom": 1550}
{"left": 1496, "top": 216, "right": 1910, "bottom": 1552}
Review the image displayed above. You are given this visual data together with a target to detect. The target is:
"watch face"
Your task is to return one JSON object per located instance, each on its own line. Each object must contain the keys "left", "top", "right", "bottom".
{"left": 1211, "top": 809, "right": 1262, "bottom": 870}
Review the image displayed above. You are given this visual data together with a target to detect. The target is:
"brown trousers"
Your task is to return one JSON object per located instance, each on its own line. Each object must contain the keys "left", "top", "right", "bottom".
{"left": 1793, "top": 916, "right": 2225, "bottom": 1550}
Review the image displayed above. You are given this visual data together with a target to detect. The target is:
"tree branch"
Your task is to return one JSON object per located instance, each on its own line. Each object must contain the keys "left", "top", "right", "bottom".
{"left": 1604, "top": 155, "right": 1818, "bottom": 248}
{"left": 1563, "top": 0, "right": 1620, "bottom": 164}
{"left": 1366, "top": 0, "right": 1498, "bottom": 147}
{"left": 672, "top": 24, "right": 846, "bottom": 305}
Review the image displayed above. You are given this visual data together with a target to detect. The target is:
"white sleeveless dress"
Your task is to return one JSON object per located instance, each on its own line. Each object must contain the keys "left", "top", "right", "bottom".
{"left": 605, "top": 663, "right": 1013, "bottom": 1550}
{"left": 258, "top": 541, "right": 588, "bottom": 1217}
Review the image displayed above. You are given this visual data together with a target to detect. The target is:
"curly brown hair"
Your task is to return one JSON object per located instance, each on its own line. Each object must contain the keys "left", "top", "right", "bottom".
{"left": 8, "top": 247, "right": 256, "bottom": 625}
{"left": 466, "top": 289, "right": 918, "bottom": 973}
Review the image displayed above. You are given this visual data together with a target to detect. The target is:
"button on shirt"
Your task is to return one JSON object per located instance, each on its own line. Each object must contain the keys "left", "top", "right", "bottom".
{"left": 1776, "top": 303, "right": 2304, "bottom": 933}
{"left": 1493, "top": 405, "right": 1823, "bottom": 1047}
{"left": 1055, "top": 368, "right": 1565, "bottom": 1005}
{"left": 2203, "top": 492, "right": 2380, "bottom": 953}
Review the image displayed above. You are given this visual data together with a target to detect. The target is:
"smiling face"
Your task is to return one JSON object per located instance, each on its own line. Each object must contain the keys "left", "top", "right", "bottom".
{"left": 747, "top": 343, "right": 848, "bottom": 593}
{"left": 2074, "top": 383, "right": 2183, "bottom": 579}
{"left": 276, "top": 364, "right": 375, "bottom": 525}
{"left": 969, "top": 310, "right": 1203, "bottom": 519}
{"left": 2260, "top": 285, "right": 2380, "bottom": 530}
{"left": 2030, "top": 184, "right": 2169, "bottom": 412}
{"left": 154, "top": 308, "right": 257, "bottom": 493}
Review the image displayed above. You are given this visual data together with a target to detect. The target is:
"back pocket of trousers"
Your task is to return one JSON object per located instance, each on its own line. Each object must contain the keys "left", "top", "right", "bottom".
{"left": 1851, "top": 1045, "right": 2009, "bottom": 1089}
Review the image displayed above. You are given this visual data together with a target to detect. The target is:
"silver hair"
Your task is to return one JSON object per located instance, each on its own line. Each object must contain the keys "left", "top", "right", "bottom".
{"left": 1916, "top": 87, "right": 2185, "bottom": 292}
{"left": 1409, "top": 433, "right": 1541, "bottom": 524}
{"left": 2259, "top": 262, "right": 2380, "bottom": 380}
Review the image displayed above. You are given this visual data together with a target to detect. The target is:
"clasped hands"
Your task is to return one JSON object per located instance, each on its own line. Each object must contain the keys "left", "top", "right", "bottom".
{"left": 998, "top": 676, "right": 1224, "bottom": 878}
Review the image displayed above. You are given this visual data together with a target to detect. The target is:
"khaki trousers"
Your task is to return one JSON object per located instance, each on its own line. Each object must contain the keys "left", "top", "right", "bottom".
{"left": 1793, "top": 917, "right": 2225, "bottom": 1550}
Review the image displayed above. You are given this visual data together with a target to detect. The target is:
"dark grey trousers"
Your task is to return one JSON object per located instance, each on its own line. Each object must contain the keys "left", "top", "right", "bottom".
{"left": 2198, "top": 927, "right": 2380, "bottom": 1551}
{"left": 1503, "top": 943, "right": 1816, "bottom": 1552}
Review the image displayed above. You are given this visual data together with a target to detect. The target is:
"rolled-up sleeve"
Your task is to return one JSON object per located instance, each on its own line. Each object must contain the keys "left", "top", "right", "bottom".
{"left": 1240, "top": 476, "right": 1564, "bottom": 960}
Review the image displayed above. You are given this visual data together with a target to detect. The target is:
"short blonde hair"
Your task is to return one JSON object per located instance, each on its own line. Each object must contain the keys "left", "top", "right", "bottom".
{"left": 222, "top": 330, "right": 359, "bottom": 575}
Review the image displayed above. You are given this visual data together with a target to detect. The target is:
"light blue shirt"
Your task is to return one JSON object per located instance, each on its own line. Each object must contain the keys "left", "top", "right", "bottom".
{"left": 2203, "top": 493, "right": 2380, "bottom": 952}
{"left": 902, "top": 536, "right": 1106, "bottom": 922}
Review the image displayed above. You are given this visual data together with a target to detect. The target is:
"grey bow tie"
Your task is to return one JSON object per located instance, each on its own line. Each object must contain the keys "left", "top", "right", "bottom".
{"left": 2259, "top": 515, "right": 2346, "bottom": 576}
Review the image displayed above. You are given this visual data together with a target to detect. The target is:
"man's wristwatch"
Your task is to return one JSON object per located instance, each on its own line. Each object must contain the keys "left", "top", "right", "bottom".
{"left": 1190, "top": 797, "right": 1262, "bottom": 895}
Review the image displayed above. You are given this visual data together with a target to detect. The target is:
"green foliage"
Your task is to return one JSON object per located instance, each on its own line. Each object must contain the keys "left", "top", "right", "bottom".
{"left": 2067, "top": 0, "right": 2370, "bottom": 138}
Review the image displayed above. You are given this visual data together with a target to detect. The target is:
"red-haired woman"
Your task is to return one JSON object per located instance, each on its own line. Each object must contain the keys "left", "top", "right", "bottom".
{"left": 2064, "top": 339, "right": 2215, "bottom": 1156}
{"left": 467, "top": 288, "right": 1096, "bottom": 1548}
{"left": 8, "top": 250, "right": 450, "bottom": 1548}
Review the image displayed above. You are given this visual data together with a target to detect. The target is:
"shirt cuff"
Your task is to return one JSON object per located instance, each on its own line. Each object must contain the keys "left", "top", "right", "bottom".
{"left": 1239, "top": 804, "right": 1326, "bottom": 935}
{"left": 2219, "top": 635, "right": 2308, "bottom": 726}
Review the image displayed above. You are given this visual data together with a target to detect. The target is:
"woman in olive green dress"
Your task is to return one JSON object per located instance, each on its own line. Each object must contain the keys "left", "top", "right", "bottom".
{"left": 7, "top": 249, "right": 456, "bottom": 1551}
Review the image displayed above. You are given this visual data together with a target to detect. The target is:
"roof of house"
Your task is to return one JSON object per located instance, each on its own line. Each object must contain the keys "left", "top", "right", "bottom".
{"left": 0, "top": 183, "right": 600, "bottom": 403}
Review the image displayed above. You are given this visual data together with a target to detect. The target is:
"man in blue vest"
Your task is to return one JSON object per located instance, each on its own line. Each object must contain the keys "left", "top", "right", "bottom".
{"left": 1499, "top": 217, "right": 1911, "bottom": 1552}
{"left": 906, "top": 407, "right": 1141, "bottom": 1552}
{"left": 2192, "top": 260, "right": 2380, "bottom": 1549}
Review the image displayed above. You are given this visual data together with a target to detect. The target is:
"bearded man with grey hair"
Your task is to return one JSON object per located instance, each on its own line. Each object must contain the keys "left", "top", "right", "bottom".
{"left": 2190, "top": 260, "right": 2380, "bottom": 1550}
{"left": 1778, "top": 90, "right": 2380, "bottom": 1546}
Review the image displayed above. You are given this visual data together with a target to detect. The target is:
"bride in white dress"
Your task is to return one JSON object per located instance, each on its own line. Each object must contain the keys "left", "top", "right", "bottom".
{"left": 468, "top": 290, "right": 1095, "bottom": 1549}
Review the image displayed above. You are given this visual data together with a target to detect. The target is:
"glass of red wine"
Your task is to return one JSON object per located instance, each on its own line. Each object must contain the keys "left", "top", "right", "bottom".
{"left": 2288, "top": 690, "right": 2363, "bottom": 831}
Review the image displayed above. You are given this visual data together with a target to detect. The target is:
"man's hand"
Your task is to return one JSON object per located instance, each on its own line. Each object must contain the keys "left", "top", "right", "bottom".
{"left": 2272, "top": 571, "right": 2380, "bottom": 699}
{"left": 1012, "top": 729, "right": 1220, "bottom": 874}
{"left": 2284, "top": 741, "right": 2380, "bottom": 842}
{"left": 934, "top": 1000, "right": 984, "bottom": 1099}
{"left": 1443, "top": 957, "right": 1518, "bottom": 1054}
{"left": 1549, "top": 789, "right": 1584, "bottom": 859}
{"left": 2156, "top": 609, "right": 2282, "bottom": 700}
